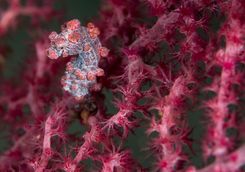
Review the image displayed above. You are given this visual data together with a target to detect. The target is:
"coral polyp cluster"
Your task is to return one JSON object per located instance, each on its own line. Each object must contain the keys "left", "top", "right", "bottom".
{"left": 47, "top": 19, "right": 109, "bottom": 100}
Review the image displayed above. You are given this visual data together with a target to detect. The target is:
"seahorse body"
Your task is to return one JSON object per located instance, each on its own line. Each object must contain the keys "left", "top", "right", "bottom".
{"left": 47, "top": 19, "right": 109, "bottom": 100}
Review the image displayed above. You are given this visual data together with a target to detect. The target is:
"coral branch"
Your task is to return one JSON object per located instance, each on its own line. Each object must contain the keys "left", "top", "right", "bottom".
{"left": 130, "top": 11, "right": 179, "bottom": 50}
{"left": 203, "top": 0, "right": 245, "bottom": 157}
{"left": 0, "top": 0, "right": 53, "bottom": 35}
{"left": 198, "top": 145, "right": 245, "bottom": 172}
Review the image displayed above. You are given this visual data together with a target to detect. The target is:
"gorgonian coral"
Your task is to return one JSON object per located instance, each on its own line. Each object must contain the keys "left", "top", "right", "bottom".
{"left": 0, "top": 0, "right": 244, "bottom": 171}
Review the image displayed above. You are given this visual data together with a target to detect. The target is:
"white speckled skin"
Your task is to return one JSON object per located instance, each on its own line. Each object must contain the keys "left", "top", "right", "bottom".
{"left": 47, "top": 20, "right": 104, "bottom": 100}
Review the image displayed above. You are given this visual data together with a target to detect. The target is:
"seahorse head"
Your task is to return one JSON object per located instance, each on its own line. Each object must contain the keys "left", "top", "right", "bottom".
{"left": 47, "top": 19, "right": 83, "bottom": 59}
